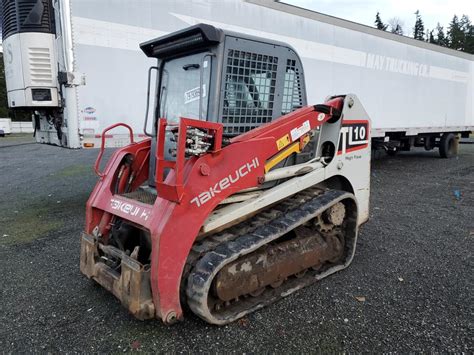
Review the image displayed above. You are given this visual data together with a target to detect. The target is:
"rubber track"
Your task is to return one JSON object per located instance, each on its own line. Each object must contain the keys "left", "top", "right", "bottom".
{"left": 185, "top": 189, "right": 358, "bottom": 325}
{"left": 180, "top": 188, "right": 324, "bottom": 304}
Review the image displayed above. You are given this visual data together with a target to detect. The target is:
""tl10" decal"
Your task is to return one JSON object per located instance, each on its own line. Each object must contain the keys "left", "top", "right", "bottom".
{"left": 337, "top": 120, "right": 369, "bottom": 155}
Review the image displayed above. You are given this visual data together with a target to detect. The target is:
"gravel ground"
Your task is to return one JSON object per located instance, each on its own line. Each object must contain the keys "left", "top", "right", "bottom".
{"left": 0, "top": 136, "right": 473, "bottom": 352}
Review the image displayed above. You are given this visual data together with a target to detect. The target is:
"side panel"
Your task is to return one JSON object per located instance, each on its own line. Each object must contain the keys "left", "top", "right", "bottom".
{"left": 74, "top": 44, "right": 155, "bottom": 146}
{"left": 162, "top": 3, "right": 472, "bottom": 134}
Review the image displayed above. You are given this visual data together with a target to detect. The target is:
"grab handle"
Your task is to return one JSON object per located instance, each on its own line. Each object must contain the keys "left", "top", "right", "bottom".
{"left": 94, "top": 123, "right": 134, "bottom": 177}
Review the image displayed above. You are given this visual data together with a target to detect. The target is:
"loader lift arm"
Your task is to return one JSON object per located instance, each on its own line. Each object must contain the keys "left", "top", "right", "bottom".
{"left": 153, "top": 97, "right": 343, "bottom": 204}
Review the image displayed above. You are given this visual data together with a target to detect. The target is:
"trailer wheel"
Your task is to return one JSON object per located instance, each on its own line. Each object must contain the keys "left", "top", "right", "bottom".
{"left": 439, "top": 133, "right": 458, "bottom": 158}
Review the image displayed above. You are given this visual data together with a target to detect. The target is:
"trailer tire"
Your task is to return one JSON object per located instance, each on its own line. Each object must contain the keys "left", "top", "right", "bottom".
{"left": 439, "top": 133, "right": 457, "bottom": 158}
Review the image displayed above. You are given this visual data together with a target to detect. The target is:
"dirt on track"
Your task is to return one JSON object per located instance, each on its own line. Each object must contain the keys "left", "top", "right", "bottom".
{"left": 0, "top": 138, "right": 472, "bottom": 352}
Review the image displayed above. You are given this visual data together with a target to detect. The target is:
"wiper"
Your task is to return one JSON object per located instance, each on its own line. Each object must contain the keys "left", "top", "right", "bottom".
{"left": 183, "top": 63, "right": 200, "bottom": 71}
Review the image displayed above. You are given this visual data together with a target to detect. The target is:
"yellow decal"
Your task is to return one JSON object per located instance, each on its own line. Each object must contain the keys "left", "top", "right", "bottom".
{"left": 266, "top": 141, "right": 300, "bottom": 173}
{"left": 276, "top": 134, "right": 291, "bottom": 150}
{"left": 266, "top": 134, "right": 312, "bottom": 173}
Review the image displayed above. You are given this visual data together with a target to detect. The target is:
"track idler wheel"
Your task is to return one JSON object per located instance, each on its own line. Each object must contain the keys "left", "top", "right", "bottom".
{"left": 315, "top": 202, "right": 345, "bottom": 232}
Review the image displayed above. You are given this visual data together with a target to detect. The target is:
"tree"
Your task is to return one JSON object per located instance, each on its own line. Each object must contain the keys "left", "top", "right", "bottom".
{"left": 392, "top": 24, "right": 403, "bottom": 35}
{"left": 459, "top": 15, "right": 472, "bottom": 52}
{"left": 447, "top": 15, "right": 464, "bottom": 50}
{"left": 388, "top": 17, "right": 404, "bottom": 35}
{"left": 434, "top": 23, "right": 447, "bottom": 46}
{"left": 428, "top": 30, "right": 435, "bottom": 43}
{"left": 464, "top": 24, "right": 474, "bottom": 54}
{"left": 375, "top": 12, "right": 388, "bottom": 30}
{"left": 413, "top": 10, "right": 425, "bottom": 40}
{"left": 459, "top": 14, "right": 471, "bottom": 32}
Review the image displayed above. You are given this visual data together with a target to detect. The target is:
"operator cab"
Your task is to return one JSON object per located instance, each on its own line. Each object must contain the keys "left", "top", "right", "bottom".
{"left": 140, "top": 24, "right": 308, "bottom": 187}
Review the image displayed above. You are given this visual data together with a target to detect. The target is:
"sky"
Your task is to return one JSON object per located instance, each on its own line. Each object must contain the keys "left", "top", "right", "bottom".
{"left": 285, "top": 0, "right": 473, "bottom": 37}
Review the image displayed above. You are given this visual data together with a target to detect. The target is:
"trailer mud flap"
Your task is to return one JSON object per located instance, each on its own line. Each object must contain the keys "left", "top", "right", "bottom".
{"left": 80, "top": 233, "right": 155, "bottom": 320}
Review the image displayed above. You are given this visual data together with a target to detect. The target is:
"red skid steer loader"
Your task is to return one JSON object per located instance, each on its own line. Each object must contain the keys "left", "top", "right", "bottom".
{"left": 80, "top": 24, "right": 371, "bottom": 325}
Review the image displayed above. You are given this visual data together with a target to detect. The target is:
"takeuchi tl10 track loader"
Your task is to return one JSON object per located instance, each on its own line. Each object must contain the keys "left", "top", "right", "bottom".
{"left": 80, "top": 24, "right": 371, "bottom": 325}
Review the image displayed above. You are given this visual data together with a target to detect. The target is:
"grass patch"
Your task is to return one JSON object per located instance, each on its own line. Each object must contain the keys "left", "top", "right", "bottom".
{"left": 0, "top": 194, "right": 87, "bottom": 246}
{"left": 0, "top": 133, "right": 34, "bottom": 145}
{"left": 0, "top": 205, "right": 63, "bottom": 246}
{"left": 1, "top": 133, "right": 32, "bottom": 139}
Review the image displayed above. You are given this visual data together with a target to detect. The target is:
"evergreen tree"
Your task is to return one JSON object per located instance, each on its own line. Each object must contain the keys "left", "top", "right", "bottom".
{"left": 413, "top": 10, "right": 425, "bottom": 40}
{"left": 375, "top": 12, "right": 388, "bottom": 30}
{"left": 459, "top": 15, "right": 471, "bottom": 32}
{"left": 372, "top": 10, "right": 473, "bottom": 54}
{"left": 459, "top": 15, "right": 472, "bottom": 52}
{"left": 464, "top": 24, "right": 474, "bottom": 54}
{"left": 435, "top": 23, "right": 447, "bottom": 46}
{"left": 428, "top": 30, "right": 435, "bottom": 43}
{"left": 447, "top": 15, "right": 464, "bottom": 50}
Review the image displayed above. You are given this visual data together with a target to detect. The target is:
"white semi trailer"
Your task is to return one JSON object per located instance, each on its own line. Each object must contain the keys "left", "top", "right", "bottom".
{"left": 2, "top": 0, "right": 473, "bottom": 156}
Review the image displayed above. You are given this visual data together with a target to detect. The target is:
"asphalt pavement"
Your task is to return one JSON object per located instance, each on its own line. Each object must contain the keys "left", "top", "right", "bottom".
{"left": 0, "top": 135, "right": 472, "bottom": 352}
